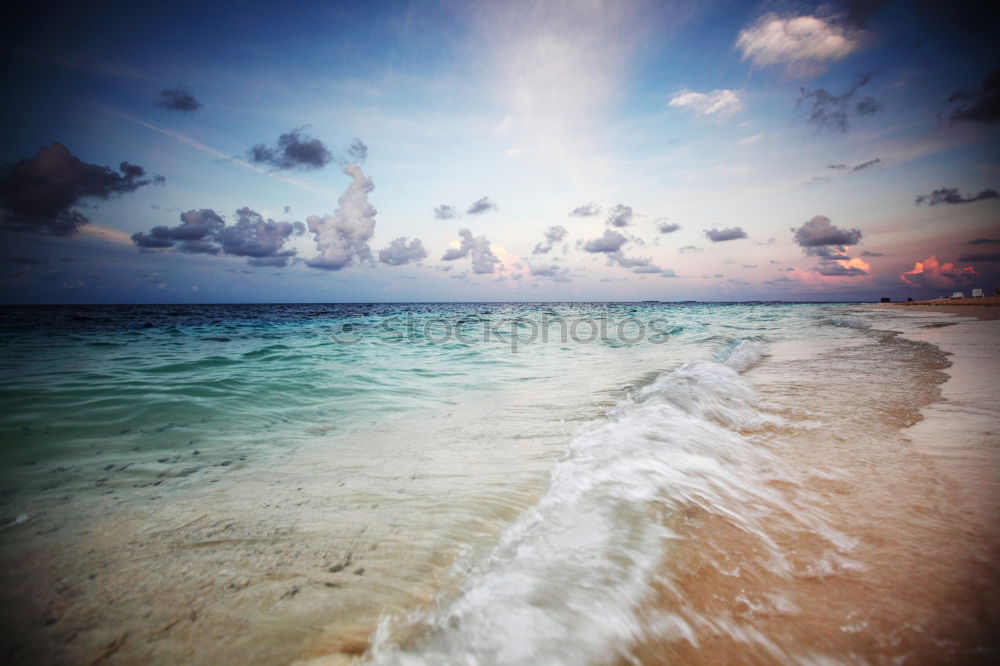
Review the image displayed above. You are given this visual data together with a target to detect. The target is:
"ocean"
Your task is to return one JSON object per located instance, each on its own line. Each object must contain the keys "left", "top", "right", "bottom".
{"left": 0, "top": 302, "right": 997, "bottom": 665}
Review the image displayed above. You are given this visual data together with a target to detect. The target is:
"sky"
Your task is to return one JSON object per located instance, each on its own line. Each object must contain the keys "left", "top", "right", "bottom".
{"left": 1, "top": 0, "right": 998, "bottom": 303}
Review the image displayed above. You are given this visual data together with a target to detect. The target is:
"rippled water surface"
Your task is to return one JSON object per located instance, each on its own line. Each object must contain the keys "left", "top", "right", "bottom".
{"left": 0, "top": 303, "right": 997, "bottom": 665}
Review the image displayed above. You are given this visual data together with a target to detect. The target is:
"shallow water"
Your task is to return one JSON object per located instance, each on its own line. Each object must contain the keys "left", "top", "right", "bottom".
{"left": 0, "top": 303, "right": 996, "bottom": 665}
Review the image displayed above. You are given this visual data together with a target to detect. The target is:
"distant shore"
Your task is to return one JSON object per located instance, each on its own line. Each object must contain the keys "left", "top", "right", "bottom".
{"left": 875, "top": 296, "right": 1000, "bottom": 320}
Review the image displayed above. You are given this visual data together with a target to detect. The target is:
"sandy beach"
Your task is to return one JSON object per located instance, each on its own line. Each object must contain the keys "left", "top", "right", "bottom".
{"left": 875, "top": 296, "right": 1000, "bottom": 320}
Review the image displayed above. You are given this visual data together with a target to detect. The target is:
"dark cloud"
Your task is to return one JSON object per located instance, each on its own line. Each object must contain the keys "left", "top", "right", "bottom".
{"left": 657, "top": 221, "right": 680, "bottom": 234}
{"left": 379, "top": 237, "right": 427, "bottom": 266}
{"left": 969, "top": 238, "right": 1000, "bottom": 245}
{"left": 791, "top": 215, "right": 867, "bottom": 276}
{"left": 218, "top": 208, "right": 304, "bottom": 266}
{"left": 0, "top": 143, "right": 162, "bottom": 236}
{"left": 611, "top": 253, "right": 653, "bottom": 269}
{"left": 605, "top": 203, "right": 633, "bottom": 228}
{"left": 704, "top": 227, "right": 748, "bottom": 242}
{"left": 854, "top": 96, "right": 881, "bottom": 116}
{"left": 805, "top": 245, "right": 849, "bottom": 258}
{"left": 798, "top": 73, "right": 880, "bottom": 133}
{"left": 440, "top": 228, "right": 500, "bottom": 273}
{"left": 607, "top": 250, "right": 674, "bottom": 277}
{"left": 582, "top": 229, "right": 628, "bottom": 253}
{"left": 850, "top": 157, "right": 881, "bottom": 172}
{"left": 816, "top": 262, "right": 868, "bottom": 276}
{"left": 958, "top": 252, "right": 1000, "bottom": 262}
{"left": 914, "top": 187, "right": 998, "bottom": 205}
{"left": 132, "top": 208, "right": 304, "bottom": 266}
{"left": 529, "top": 263, "right": 571, "bottom": 282}
{"left": 569, "top": 203, "right": 601, "bottom": 217}
{"left": 434, "top": 204, "right": 460, "bottom": 220}
{"left": 679, "top": 245, "right": 703, "bottom": 253}
{"left": 131, "top": 209, "right": 225, "bottom": 252}
{"left": 155, "top": 87, "right": 202, "bottom": 112}
{"left": 946, "top": 65, "right": 1000, "bottom": 124}
{"left": 306, "top": 164, "right": 377, "bottom": 270}
{"left": 466, "top": 197, "right": 497, "bottom": 215}
{"left": 861, "top": 250, "right": 886, "bottom": 257}
{"left": 347, "top": 139, "right": 368, "bottom": 163}
{"left": 533, "top": 225, "right": 568, "bottom": 254}
{"left": 792, "top": 215, "right": 862, "bottom": 247}
{"left": 248, "top": 128, "right": 332, "bottom": 170}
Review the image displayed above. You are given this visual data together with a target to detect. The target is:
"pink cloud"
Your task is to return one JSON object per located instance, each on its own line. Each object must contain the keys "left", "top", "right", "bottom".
{"left": 899, "top": 256, "right": 978, "bottom": 288}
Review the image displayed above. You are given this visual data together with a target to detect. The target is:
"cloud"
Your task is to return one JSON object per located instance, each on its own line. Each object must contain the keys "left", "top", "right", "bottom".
{"left": 861, "top": 250, "right": 885, "bottom": 257}
{"left": 131, "top": 208, "right": 304, "bottom": 265}
{"left": 306, "top": 164, "right": 377, "bottom": 270}
{"left": 611, "top": 253, "right": 652, "bottom": 269}
{"left": 946, "top": 65, "right": 1000, "bottom": 124}
{"left": 605, "top": 203, "right": 634, "bottom": 228}
{"left": 248, "top": 128, "right": 332, "bottom": 170}
{"left": 735, "top": 13, "right": 865, "bottom": 75}
{"left": 218, "top": 208, "right": 305, "bottom": 266}
{"left": 914, "top": 187, "right": 999, "bottom": 205}
{"left": 606, "top": 250, "right": 675, "bottom": 277}
{"left": 379, "top": 237, "right": 428, "bottom": 266}
{"left": 739, "top": 134, "right": 763, "bottom": 146}
{"left": 440, "top": 228, "right": 501, "bottom": 274}
{"left": 569, "top": 202, "right": 601, "bottom": 217}
{"left": 533, "top": 225, "right": 568, "bottom": 254}
{"left": 792, "top": 215, "right": 862, "bottom": 247}
{"left": 798, "top": 73, "right": 880, "bottom": 133}
{"left": 816, "top": 260, "right": 868, "bottom": 276}
{"left": 791, "top": 215, "right": 867, "bottom": 276}
{"left": 582, "top": 229, "right": 628, "bottom": 253}
{"left": 466, "top": 197, "right": 498, "bottom": 215}
{"left": 434, "top": 204, "right": 460, "bottom": 220}
{"left": 657, "top": 221, "right": 680, "bottom": 234}
{"left": 132, "top": 208, "right": 225, "bottom": 252}
{"left": 347, "top": 139, "right": 368, "bottom": 163}
{"left": 900, "top": 256, "right": 978, "bottom": 288}
{"left": 669, "top": 89, "right": 743, "bottom": 118}
{"left": 958, "top": 252, "right": 1000, "bottom": 262}
{"left": 155, "top": 87, "right": 202, "bottom": 112}
{"left": 0, "top": 143, "right": 162, "bottom": 236}
{"left": 704, "top": 227, "right": 748, "bottom": 242}
{"left": 850, "top": 157, "right": 881, "bottom": 172}
{"left": 679, "top": 245, "right": 703, "bottom": 253}
{"left": 969, "top": 238, "right": 1000, "bottom": 245}
{"left": 529, "top": 263, "right": 571, "bottom": 282}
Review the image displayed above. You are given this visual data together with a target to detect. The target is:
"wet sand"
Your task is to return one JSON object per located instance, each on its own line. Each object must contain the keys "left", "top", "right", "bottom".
{"left": 624, "top": 312, "right": 1000, "bottom": 665}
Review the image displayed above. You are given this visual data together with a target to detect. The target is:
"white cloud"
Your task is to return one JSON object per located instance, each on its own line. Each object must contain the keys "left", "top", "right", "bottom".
{"left": 736, "top": 14, "right": 864, "bottom": 75}
{"left": 669, "top": 89, "right": 743, "bottom": 118}
{"left": 493, "top": 114, "right": 515, "bottom": 133}
{"left": 738, "top": 133, "right": 763, "bottom": 146}
{"left": 305, "top": 164, "right": 376, "bottom": 271}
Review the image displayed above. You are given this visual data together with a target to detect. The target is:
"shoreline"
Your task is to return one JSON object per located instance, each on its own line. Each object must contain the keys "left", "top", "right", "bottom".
{"left": 873, "top": 296, "right": 1000, "bottom": 320}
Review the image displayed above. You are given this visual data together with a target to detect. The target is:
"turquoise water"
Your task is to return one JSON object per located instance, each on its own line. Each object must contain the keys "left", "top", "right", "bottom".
{"left": 5, "top": 302, "right": 994, "bottom": 665}
{"left": 0, "top": 302, "right": 790, "bottom": 491}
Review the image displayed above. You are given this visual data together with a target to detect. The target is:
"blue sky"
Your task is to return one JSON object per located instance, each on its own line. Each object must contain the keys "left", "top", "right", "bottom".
{"left": 1, "top": 0, "right": 998, "bottom": 303}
